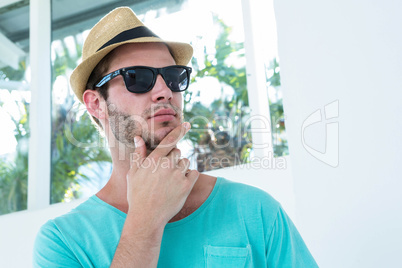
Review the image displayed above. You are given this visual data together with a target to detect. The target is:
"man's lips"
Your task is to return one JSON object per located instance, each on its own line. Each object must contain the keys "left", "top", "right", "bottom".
{"left": 148, "top": 108, "right": 176, "bottom": 122}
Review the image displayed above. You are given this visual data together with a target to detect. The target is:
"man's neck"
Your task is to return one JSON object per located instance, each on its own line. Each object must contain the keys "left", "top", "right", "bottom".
{"left": 96, "top": 166, "right": 131, "bottom": 213}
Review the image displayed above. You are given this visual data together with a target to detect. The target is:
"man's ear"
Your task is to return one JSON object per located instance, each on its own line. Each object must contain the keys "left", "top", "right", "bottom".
{"left": 83, "top": 89, "right": 107, "bottom": 120}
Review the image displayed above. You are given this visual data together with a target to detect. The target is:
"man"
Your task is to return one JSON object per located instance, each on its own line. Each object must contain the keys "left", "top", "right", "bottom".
{"left": 34, "top": 7, "right": 318, "bottom": 267}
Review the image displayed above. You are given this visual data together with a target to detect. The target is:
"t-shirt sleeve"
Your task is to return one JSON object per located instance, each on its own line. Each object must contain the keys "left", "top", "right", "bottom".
{"left": 33, "top": 221, "right": 81, "bottom": 268}
{"left": 266, "top": 206, "right": 318, "bottom": 268}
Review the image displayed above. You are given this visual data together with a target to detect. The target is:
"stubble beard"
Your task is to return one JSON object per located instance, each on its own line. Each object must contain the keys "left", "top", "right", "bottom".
{"left": 106, "top": 101, "right": 183, "bottom": 151}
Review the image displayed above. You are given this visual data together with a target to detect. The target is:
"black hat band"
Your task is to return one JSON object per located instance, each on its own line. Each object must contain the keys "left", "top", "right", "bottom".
{"left": 97, "top": 26, "right": 159, "bottom": 52}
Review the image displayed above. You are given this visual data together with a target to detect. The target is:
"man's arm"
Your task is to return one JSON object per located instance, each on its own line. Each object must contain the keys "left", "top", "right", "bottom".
{"left": 109, "top": 213, "right": 165, "bottom": 267}
{"left": 266, "top": 206, "right": 318, "bottom": 267}
{"left": 111, "top": 122, "right": 199, "bottom": 267}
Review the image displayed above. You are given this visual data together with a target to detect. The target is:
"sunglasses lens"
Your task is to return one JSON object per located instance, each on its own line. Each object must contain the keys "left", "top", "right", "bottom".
{"left": 165, "top": 67, "right": 189, "bottom": 92}
{"left": 122, "top": 66, "right": 190, "bottom": 93}
{"left": 125, "top": 68, "right": 154, "bottom": 93}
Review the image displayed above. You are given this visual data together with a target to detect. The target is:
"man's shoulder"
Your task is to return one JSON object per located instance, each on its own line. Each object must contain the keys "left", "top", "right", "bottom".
{"left": 216, "top": 177, "right": 281, "bottom": 215}
{"left": 219, "top": 177, "right": 279, "bottom": 203}
{"left": 209, "top": 177, "right": 285, "bottom": 235}
{"left": 38, "top": 197, "right": 94, "bottom": 231}
{"left": 55, "top": 196, "right": 99, "bottom": 219}
{"left": 34, "top": 196, "right": 123, "bottom": 266}
{"left": 40, "top": 195, "right": 119, "bottom": 233}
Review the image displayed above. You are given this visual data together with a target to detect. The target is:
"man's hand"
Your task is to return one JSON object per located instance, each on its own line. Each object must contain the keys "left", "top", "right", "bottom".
{"left": 111, "top": 122, "right": 199, "bottom": 267}
{"left": 126, "top": 122, "right": 199, "bottom": 226}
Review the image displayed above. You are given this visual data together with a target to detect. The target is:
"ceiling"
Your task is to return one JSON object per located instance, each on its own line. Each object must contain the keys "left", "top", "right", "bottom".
{"left": 0, "top": 0, "right": 186, "bottom": 53}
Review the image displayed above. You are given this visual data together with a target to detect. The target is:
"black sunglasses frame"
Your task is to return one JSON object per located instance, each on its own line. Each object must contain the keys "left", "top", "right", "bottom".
{"left": 95, "top": 65, "right": 192, "bottom": 93}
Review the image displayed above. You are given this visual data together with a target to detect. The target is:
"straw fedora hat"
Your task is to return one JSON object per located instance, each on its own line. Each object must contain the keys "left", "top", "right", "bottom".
{"left": 70, "top": 7, "right": 193, "bottom": 103}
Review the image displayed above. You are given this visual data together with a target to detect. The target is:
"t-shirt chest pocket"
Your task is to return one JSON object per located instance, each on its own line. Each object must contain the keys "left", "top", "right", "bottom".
{"left": 204, "top": 245, "right": 251, "bottom": 268}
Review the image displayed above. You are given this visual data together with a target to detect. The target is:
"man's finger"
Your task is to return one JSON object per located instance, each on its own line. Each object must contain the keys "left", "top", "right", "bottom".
{"left": 130, "top": 136, "right": 146, "bottom": 170}
{"left": 185, "top": 169, "right": 200, "bottom": 185}
{"left": 167, "top": 148, "right": 181, "bottom": 165}
{"left": 177, "top": 158, "right": 190, "bottom": 174}
{"left": 149, "top": 122, "right": 190, "bottom": 159}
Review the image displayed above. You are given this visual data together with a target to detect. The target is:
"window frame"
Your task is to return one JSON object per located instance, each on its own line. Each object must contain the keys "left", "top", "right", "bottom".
{"left": 27, "top": 0, "right": 52, "bottom": 210}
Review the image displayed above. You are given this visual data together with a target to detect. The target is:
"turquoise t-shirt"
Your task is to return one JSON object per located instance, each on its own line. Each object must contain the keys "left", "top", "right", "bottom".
{"left": 33, "top": 177, "right": 318, "bottom": 267}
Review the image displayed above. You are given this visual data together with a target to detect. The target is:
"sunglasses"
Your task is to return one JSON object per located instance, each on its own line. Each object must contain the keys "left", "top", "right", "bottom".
{"left": 95, "top": 65, "right": 192, "bottom": 93}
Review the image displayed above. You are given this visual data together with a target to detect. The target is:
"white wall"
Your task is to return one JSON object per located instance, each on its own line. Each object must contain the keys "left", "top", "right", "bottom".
{"left": 274, "top": 0, "right": 402, "bottom": 267}
{"left": 206, "top": 157, "right": 296, "bottom": 219}
{"left": 0, "top": 159, "right": 295, "bottom": 267}
{"left": 0, "top": 200, "right": 83, "bottom": 267}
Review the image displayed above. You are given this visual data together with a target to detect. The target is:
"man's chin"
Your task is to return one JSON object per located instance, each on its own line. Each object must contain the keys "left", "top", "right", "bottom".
{"left": 144, "top": 119, "right": 182, "bottom": 148}
{"left": 154, "top": 125, "right": 176, "bottom": 140}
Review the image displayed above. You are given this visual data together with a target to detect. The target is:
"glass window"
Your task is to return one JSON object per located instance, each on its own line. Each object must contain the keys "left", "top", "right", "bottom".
{"left": 0, "top": 2, "right": 30, "bottom": 215}
{"left": 50, "top": 0, "right": 285, "bottom": 203}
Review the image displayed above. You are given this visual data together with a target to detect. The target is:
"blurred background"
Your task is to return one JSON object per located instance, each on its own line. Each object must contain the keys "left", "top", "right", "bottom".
{"left": 0, "top": 0, "right": 286, "bottom": 211}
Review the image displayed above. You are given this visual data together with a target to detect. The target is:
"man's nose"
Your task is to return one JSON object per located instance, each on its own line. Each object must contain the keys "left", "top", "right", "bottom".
{"left": 151, "top": 74, "right": 173, "bottom": 102}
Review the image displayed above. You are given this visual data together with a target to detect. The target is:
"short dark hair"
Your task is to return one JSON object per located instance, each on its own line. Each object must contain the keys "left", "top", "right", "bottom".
{"left": 85, "top": 50, "right": 117, "bottom": 130}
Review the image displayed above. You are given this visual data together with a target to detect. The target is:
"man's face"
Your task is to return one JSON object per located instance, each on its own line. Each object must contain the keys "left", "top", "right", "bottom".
{"left": 103, "top": 42, "right": 184, "bottom": 150}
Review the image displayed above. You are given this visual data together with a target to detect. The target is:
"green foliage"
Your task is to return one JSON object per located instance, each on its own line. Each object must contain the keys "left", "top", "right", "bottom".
{"left": 184, "top": 17, "right": 252, "bottom": 171}
{"left": 184, "top": 16, "right": 288, "bottom": 170}
{"left": 266, "top": 58, "right": 288, "bottom": 156}
{"left": 52, "top": 36, "right": 82, "bottom": 80}
{"left": 0, "top": 98, "right": 29, "bottom": 214}
{"left": 266, "top": 58, "right": 281, "bottom": 87}
{"left": 269, "top": 99, "right": 288, "bottom": 156}
{"left": 0, "top": 92, "right": 111, "bottom": 213}
{"left": 0, "top": 34, "right": 111, "bottom": 214}
{"left": 0, "top": 57, "right": 29, "bottom": 215}
{"left": 51, "top": 109, "right": 111, "bottom": 203}
{"left": 49, "top": 36, "right": 111, "bottom": 204}
{"left": 0, "top": 61, "right": 26, "bottom": 81}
